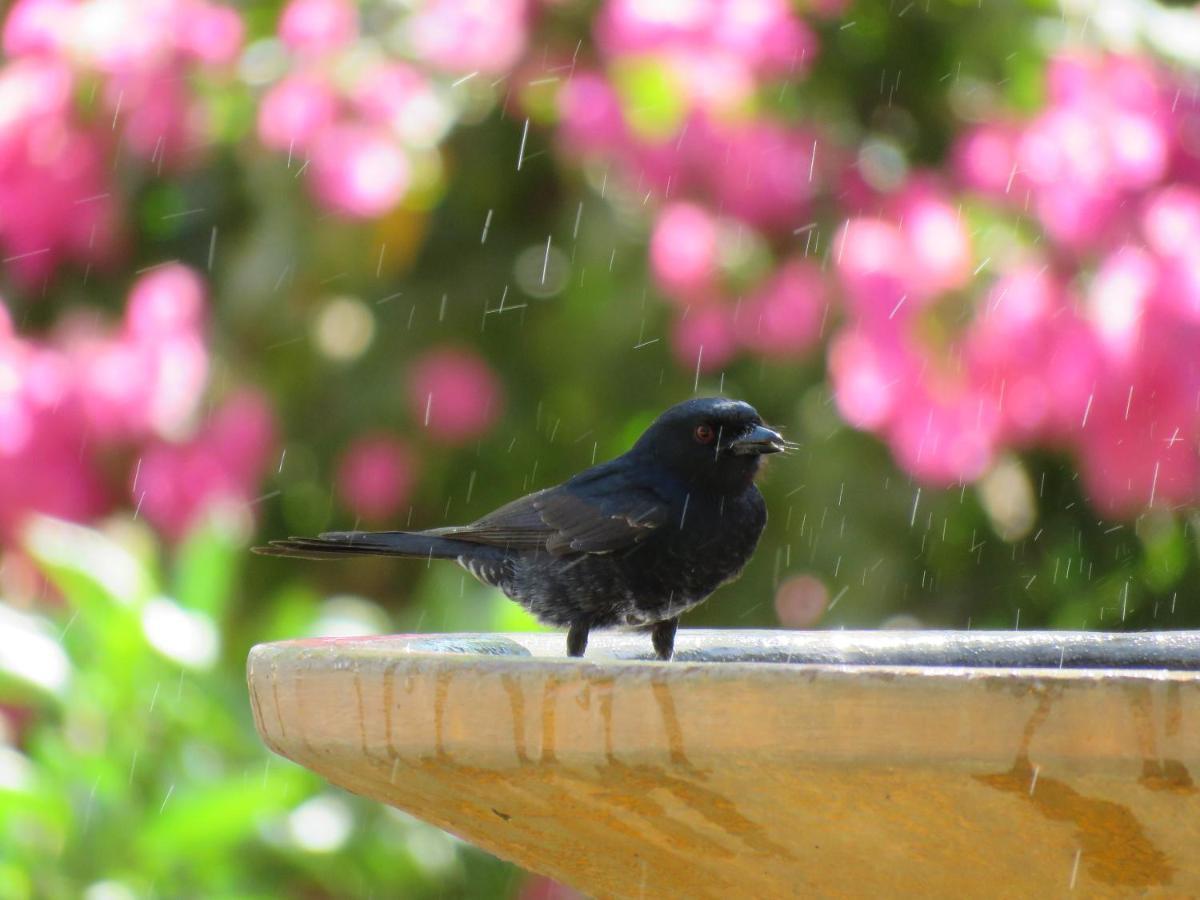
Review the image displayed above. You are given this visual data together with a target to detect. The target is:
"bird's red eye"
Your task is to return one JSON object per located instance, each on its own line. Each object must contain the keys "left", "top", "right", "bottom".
{"left": 694, "top": 424, "right": 715, "bottom": 444}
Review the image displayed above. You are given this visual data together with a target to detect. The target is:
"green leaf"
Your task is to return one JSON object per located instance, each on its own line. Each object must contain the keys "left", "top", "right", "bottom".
{"left": 173, "top": 519, "right": 243, "bottom": 620}
{"left": 611, "top": 56, "right": 688, "bottom": 141}
{"left": 135, "top": 766, "right": 312, "bottom": 866}
{"left": 0, "top": 605, "right": 70, "bottom": 704}
{"left": 23, "top": 517, "right": 153, "bottom": 614}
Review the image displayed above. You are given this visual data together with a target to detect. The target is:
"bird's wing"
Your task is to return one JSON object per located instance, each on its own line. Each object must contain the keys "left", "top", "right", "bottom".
{"left": 432, "top": 471, "right": 668, "bottom": 556}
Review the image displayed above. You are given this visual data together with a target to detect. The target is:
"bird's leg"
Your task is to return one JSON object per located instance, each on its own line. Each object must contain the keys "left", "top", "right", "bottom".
{"left": 566, "top": 621, "right": 590, "bottom": 658}
{"left": 651, "top": 618, "right": 679, "bottom": 661}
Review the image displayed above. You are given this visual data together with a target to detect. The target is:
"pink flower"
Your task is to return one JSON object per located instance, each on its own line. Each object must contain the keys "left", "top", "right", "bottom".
{"left": 709, "top": 0, "right": 817, "bottom": 77}
{"left": 887, "top": 388, "right": 997, "bottom": 485}
{"left": 774, "top": 574, "right": 828, "bottom": 627}
{"left": 1085, "top": 246, "right": 1157, "bottom": 366}
{"left": 0, "top": 310, "right": 109, "bottom": 538}
{"left": 0, "top": 412, "right": 110, "bottom": 541}
{"left": 706, "top": 121, "right": 819, "bottom": 229}
{"left": 595, "top": 0, "right": 710, "bottom": 57}
{"left": 124, "top": 263, "right": 207, "bottom": 339}
{"left": 650, "top": 203, "right": 718, "bottom": 300}
{"left": 1141, "top": 186, "right": 1200, "bottom": 260}
{"left": 278, "top": 0, "right": 357, "bottom": 57}
{"left": 351, "top": 63, "right": 446, "bottom": 148}
{"left": 408, "top": 0, "right": 529, "bottom": 75}
{"left": 407, "top": 347, "right": 504, "bottom": 444}
{"left": 670, "top": 305, "right": 737, "bottom": 373}
{"left": 1078, "top": 394, "right": 1199, "bottom": 516}
{"left": 178, "top": 2, "right": 244, "bottom": 66}
{"left": 834, "top": 218, "right": 910, "bottom": 323}
{"left": 336, "top": 435, "right": 418, "bottom": 523}
{"left": 2, "top": 0, "right": 72, "bottom": 56}
{"left": 829, "top": 328, "right": 904, "bottom": 430}
{"left": 967, "top": 267, "right": 1100, "bottom": 444}
{"left": 0, "top": 61, "right": 122, "bottom": 284}
{"left": 70, "top": 265, "right": 209, "bottom": 442}
{"left": 207, "top": 391, "right": 276, "bottom": 485}
{"left": 954, "top": 124, "right": 1022, "bottom": 196}
{"left": 557, "top": 73, "right": 627, "bottom": 154}
{"left": 892, "top": 180, "right": 972, "bottom": 298}
{"left": 257, "top": 72, "right": 340, "bottom": 154}
{"left": 737, "top": 260, "right": 826, "bottom": 357}
{"left": 105, "top": 68, "right": 195, "bottom": 164}
{"left": 135, "top": 391, "right": 276, "bottom": 539}
{"left": 308, "top": 124, "right": 410, "bottom": 218}
{"left": 597, "top": 0, "right": 816, "bottom": 79}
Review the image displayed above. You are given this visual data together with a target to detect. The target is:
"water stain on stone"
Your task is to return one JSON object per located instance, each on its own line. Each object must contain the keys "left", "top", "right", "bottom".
{"left": 500, "top": 673, "right": 530, "bottom": 764}
{"left": 976, "top": 687, "right": 1173, "bottom": 888}
{"left": 595, "top": 675, "right": 616, "bottom": 762}
{"left": 433, "top": 668, "right": 453, "bottom": 759}
{"left": 621, "top": 760, "right": 793, "bottom": 861}
{"left": 270, "top": 658, "right": 287, "bottom": 739}
{"left": 1165, "top": 682, "right": 1184, "bottom": 738}
{"left": 540, "top": 676, "right": 562, "bottom": 764}
{"left": 977, "top": 756, "right": 1171, "bottom": 887}
{"left": 381, "top": 659, "right": 401, "bottom": 759}
{"left": 1140, "top": 758, "right": 1195, "bottom": 794}
{"left": 290, "top": 666, "right": 316, "bottom": 755}
{"left": 1128, "top": 682, "right": 1196, "bottom": 795}
{"left": 650, "top": 678, "right": 689, "bottom": 768}
{"left": 352, "top": 665, "right": 371, "bottom": 761}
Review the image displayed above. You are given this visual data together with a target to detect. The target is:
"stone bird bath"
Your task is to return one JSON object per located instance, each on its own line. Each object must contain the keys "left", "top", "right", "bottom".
{"left": 248, "top": 630, "right": 1200, "bottom": 898}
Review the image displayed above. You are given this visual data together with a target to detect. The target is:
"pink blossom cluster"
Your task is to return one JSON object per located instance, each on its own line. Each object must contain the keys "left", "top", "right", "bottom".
{"left": 259, "top": 0, "right": 531, "bottom": 218}
{"left": 0, "top": 264, "right": 275, "bottom": 542}
{"left": 0, "top": 0, "right": 244, "bottom": 285}
{"left": 558, "top": 0, "right": 831, "bottom": 372}
{"left": 334, "top": 346, "right": 503, "bottom": 523}
{"left": 828, "top": 54, "right": 1200, "bottom": 515}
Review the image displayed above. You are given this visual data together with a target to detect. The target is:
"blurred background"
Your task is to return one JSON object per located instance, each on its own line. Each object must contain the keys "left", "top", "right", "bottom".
{"left": 2, "top": 0, "right": 1200, "bottom": 895}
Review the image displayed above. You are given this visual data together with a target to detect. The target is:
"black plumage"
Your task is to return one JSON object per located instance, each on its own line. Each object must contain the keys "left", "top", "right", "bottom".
{"left": 254, "top": 397, "right": 786, "bottom": 660}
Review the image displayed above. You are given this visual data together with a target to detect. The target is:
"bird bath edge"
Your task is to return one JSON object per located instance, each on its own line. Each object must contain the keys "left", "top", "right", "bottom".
{"left": 247, "top": 629, "right": 1200, "bottom": 899}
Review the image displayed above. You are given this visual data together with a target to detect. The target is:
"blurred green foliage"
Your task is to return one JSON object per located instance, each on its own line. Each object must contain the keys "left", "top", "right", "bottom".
{"left": 0, "top": 516, "right": 529, "bottom": 898}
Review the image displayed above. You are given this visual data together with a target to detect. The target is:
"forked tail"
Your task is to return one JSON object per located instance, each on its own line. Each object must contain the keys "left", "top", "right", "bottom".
{"left": 253, "top": 530, "right": 469, "bottom": 561}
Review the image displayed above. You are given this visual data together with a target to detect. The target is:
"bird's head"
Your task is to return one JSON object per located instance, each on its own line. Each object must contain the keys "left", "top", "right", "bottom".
{"left": 631, "top": 397, "right": 789, "bottom": 492}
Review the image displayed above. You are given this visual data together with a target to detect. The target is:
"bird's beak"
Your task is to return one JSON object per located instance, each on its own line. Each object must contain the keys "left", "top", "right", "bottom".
{"left": 728, "top": 424, "right": 787, "bottom": 455}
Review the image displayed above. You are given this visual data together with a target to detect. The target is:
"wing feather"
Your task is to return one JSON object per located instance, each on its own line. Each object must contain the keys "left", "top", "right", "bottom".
{"left": 430, "top": 472, "right": 666, "bottom": 556}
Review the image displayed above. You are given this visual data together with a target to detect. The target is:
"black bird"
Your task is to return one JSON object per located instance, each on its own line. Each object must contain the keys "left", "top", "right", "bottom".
{"left": 255, "top": 397, "right": 786, "bottom": 660}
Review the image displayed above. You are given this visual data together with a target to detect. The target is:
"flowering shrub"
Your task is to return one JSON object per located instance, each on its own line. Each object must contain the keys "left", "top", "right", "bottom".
{"left": 0, "top": 264, "right": 275, "bottom": 542}
{"left": 827, "top": 55, "right": 1200, "bottom": 514}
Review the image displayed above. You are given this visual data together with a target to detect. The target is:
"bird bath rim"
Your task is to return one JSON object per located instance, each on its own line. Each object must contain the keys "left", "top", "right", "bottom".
{"left": 253, "top": 628, "right": 1200, "bottom": 672}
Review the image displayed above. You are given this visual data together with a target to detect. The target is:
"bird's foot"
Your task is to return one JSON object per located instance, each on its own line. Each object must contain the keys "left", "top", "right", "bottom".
{"left": 566, "top": 621, "right": 590, "bottom": 658}
{"left": 651, "top": 618, "right": 679, "bottom": 661}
